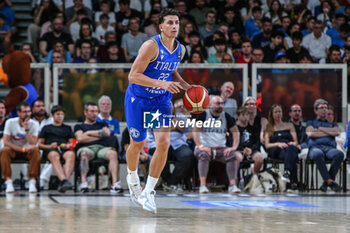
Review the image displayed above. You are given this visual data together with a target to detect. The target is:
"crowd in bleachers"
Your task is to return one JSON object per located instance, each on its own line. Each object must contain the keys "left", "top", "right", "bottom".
{"left": 0, "top": 0, "right": 350, "bottom": 194}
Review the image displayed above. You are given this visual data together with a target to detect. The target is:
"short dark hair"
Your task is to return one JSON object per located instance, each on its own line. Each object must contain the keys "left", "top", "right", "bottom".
{"left": 84, "top": 102, "right": 97, "bottom": 111}
{"left": 298, "top": 53, "right": 312, "bottom": 62}
{"left": 99, "top": 13, "right": 109, "bottom": 20}
{"left": 31, "top": 99, "right": 44, "bottom": 108}
{"left": 76, "top": 9, "right": 87, "bottom": 15}
{"left": 252, "top": 6, "right": 262, "bottom": 13}
{"left": 188, "top": 30, "right": 200, "bottom": 38}
{"left": 159, "top": 8, "right": 180, "bottom": 24}
{"left": 214, "top": 38, "right": 226, "bottom": 46}
{"left": 291, "top": 31, "right": 303, "bottom": 41}
{"left": 271, "top": 30, "right": 284, "bottom": 39}
{"left": 241, "top": 39, "right": 252, "bottom": 46}
{"left": 261, "top": 17, "right": 272, "bottom": 24}
{"left": 51, "top": 105, "right": 65, "bottom": 114}
{"left": 237, "top": 106, "right": 249, "bottom": 116}
{"left": 80, "top": 39, "right": 92, "bottom": 49}
{"left": 0, "top": 99, "right": 5, "bottom": 106}
{"left": 119, "top": 0, "right": 130, "bottom": 5}
{"left": 106, "top": 41, "right": 118, "bottom": 49}
{"left": 205, "top": 10, "right": 216, "bottom": 17}
{"left": 16, "top": 102, "right": 30, "bottom": 112}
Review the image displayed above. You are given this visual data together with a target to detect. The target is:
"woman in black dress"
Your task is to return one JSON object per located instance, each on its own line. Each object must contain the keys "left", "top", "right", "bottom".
{"left": 264, "top": 104, "right": 300, "bottom": 190}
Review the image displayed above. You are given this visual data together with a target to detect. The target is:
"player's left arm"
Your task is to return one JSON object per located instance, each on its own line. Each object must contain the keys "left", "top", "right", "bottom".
{"left": 172, "top": 44, "right": 191, "bottom": 90}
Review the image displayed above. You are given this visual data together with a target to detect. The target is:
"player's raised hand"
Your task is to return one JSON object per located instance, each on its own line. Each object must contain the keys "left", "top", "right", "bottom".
{"left": 160, "top": 81, "right": 183, "bottom": 94}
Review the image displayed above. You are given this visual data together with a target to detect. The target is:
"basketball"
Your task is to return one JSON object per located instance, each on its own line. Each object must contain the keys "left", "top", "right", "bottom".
{"left": 183, "top": 86, "right": 210, "bottom": 114}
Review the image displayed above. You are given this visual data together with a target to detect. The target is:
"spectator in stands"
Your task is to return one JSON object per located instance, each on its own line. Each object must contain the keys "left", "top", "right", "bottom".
{"left": 174, "top": 0, "right": 195, "bottom": 26}
{"left": 178, "top": 21, "right": 196, "bottom": 46}
{"left": 233, "top": 107, "right": 263, "bottom": 175}
{"left": 47, "top": 40, "right": 72, "bottom": 64}
{"left": 317, "top": 1, "right": 332, "bottom": 29}
{"left": 73, "top": 40, "right": 98, "bottom": 63}
{"left": 95, "top": 14, "right": 114, "bottom": 45}
{"left": 264, "top": 104, "right": 300, "bottom": 191}
{"left": 333, "top": 23, "right": 350, "bottom": 48}
{"left": 21, "top": 43, "right": 38, "bottom": 63}
{"left": 121, "top": 17, "right": 148, "bottom": 62}
{"left": 326, "top": 105, "right": 346, "bottom": 154}
{"left": 230, "top": 30, "right": 242, "bottom": 59}
{"left": 221, "top": 6, "right": 244, "bottom": 36}
{"left": 38, "top": 105, "right": 75, "bottom": 192}
{"left": 0, "top": 100, "right": 7, "bottom": 149}
{"left": 94, "top": 0, "right": 116, "bottom": 28}
{"left": 64, "top": 0, "right": 92, "bottom": 10}
{"left": 306, "top": 99, "right": 343, "bottom": 192}
{"left": 280, "top": 16, "right": 291, "bottom": 38}
{"left": 289, "top": 104, "right": 308, "bottom": 152}
{"left": 252, "top": 47, "right": 264, "bottom": 63}
{"left": 264, "top": 0, "right": 288, "bottom": 25}
{"left": 240, "top": 0, "right": 261, "bottom": 22}
{"left": 301, "top": 16, "right": 315, "bottom": 37}
{"left": 207, "top": 38, "right": 234, "bottom": 63}
{"left": 0, "top": 0, "right": 15, "bottom": 32}
{"left": 301, "top": 20, "right": 332, "bottom": 63}
{"left": 28, "top": 0, "right": 59, "bottom": 53}
{"left": 143, "top": 0, "right": 167, "bottom": 19}
{"left": 189, "top": 0, "right": 211, "bottom": 28}
{"left": 286, "top": 31, "right": 310, "bottom": 63}
{"left": 97, "top": 95, "right": 120, "bottom": 136}
{"left": 68, "top": 9, "right": 88, "bottom": 42}
{"left": 101, "top": 41, "right": 126, "bottom": 63}
{"left": 217, "top": 81, "right": 237, "bottom": 120}
{"left": 198, "top": 10, "right": 219, "bottom": 41}
{"left": 1, "top": 102, "right": 40, "bottom": 193}
{"left": 193, "top": 95, "right": 242, "bottom": 194}
{"left": 242, "top": 97, "right": 268, "bottom": 142}
{"left": 65, "top": 0, "right": 92, "bottom": 24}
{"left": 31, "top": 99, "right": 53, "bottom": 130}
{"left": 262, "top": 30, "right": 284, "bottom": 63}
{"left": 30, "top": 99, "right": 54, "bottom": 189}
{"left": 252, "top": 17, "right": 273, "bottom": 49}
{"left": 39, "top": 17, "right": 74, "bottom": 58}
{"left": 207, "top": 31, "right": 232, "bottom": 58}
{"left": 148, "top": 99, "right": 193, "bottom": 193}
{"left": 236, "top": 39, "right": 253, "bottom": 64}
{"left": 0, "top": 14, "right": 10, "bottom": 53}
{"left": 326, "top": 45, "right": 342, "bottom": 63}
{"left": 97, "top": 31, "right": 116, "bottom": 61}
{"left": 75, "top": 22, "right": 99, "bottom": 57}
{"left": 326, "top": 14, "right": 346, "bottom": 47}
{"left": 115, "top": 0, "right": 143, "bottom": 37}
{"left": 74, "top": 102, "right": 122, "bottom": 193}
{"left": 284, "top": 22, "right": 301, "bottom": 49}
{"left": 185, "top": 31, "right": 206, "bottom": 60}
{"left": 144, "top": 9, "right": 160, "bottom": 38}
{"left": 244, "top": 6, "right": 263, "bottom": 40}
{"left": 33, "top": 0, "right": 63, "bottom": 11}
{"left": 40, "top": 11, "right": 67, "bottom": 38}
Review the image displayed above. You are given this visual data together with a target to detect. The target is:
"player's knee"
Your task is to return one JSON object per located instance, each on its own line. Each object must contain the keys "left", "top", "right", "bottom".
{"left": 156, "top": 139, "right": 170, "bottom": 151}
{"left": 197, "top": 152, "right": 210, "bottom": 161}
{"left": 130, "top": 140, "right": 145, "bottom": 152}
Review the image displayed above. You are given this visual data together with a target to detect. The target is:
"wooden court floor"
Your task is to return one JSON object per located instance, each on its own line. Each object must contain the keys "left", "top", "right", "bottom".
{"left": 1, "top": 191, "right": 350, "bottom": 233}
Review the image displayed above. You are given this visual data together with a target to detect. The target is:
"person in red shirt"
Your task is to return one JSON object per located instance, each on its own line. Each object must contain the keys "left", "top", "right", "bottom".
{"left": 235, "top": 39, "right": 253, "bottom": 64}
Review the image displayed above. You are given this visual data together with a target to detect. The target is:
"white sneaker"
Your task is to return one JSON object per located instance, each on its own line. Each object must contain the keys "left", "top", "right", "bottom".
{"left": 228, "top": 185, "right": 241, "bottom": 194}
{"left": 199, "top": 185, "right": 209, "bottom": 194}
{"left": 5, "top": 179, "right": 14, "bottom": 193}
{"left": 28, "top": 179, "right": 37, "bottom": 193}
{"left": 137, "top": 189, "right": 157, "bottom": 213}
{"left": 126, "top": 174, "right": 142, "bottom": 206}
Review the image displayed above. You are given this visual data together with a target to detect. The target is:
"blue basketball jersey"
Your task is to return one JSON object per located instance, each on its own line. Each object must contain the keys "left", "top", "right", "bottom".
{"left": 128, "top": 34, "right": 182, "bottom": 98}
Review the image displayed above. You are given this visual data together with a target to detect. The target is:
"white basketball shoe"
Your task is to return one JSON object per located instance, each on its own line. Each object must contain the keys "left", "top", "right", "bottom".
{"left": 137, "top": 189, "right": 157, "bottom": 214}
{"left": 126, "top": 174, "right": 142, "bottom": 206}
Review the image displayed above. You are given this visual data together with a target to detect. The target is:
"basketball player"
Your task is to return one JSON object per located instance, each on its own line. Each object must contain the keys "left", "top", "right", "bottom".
{"left": 124, "top": 8, "right": 191, "bottom": 213}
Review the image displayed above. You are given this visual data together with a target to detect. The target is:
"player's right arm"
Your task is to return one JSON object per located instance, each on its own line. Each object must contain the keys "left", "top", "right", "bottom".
{"left": 128, "top": 40, "right": 183, "bottom": 94}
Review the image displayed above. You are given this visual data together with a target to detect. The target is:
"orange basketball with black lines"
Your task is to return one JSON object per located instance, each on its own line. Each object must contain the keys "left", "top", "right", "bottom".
{"left": 183, "top": 86, "right": 209, "bottom": 114}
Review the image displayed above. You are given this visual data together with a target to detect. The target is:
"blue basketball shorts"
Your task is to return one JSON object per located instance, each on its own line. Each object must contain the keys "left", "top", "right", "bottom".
{"left": 124, "top": 88, "right": 172, "bottom": 142}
